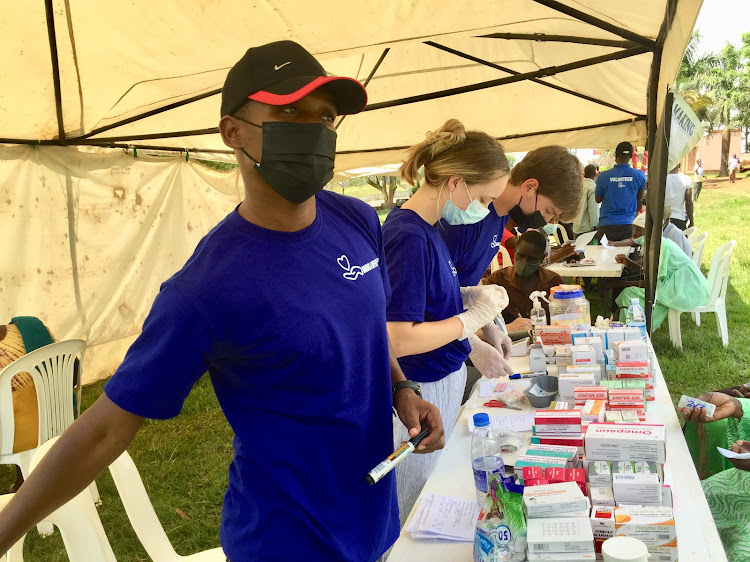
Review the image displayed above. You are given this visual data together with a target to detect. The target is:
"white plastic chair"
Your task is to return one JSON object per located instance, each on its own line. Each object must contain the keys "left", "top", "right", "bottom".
{"left": 683, "top": 226, "right": 697, "bottom": 243}
{"left": 668, "top": 240, "right": 736, "bottom": 349}
{"left": 0, "top": 339, "right": 95, "bottom": 535}
{"left": 691, "top": 232, "right": 708, "bottom": 269}
{"left": 18, "top": 437, "right": 226, "bottom": 561}
{"left": 554, "top": 223, "right": 569, "bottom": 245}
{"left": 490, "top": 245, "right": 512, "bottom": 273}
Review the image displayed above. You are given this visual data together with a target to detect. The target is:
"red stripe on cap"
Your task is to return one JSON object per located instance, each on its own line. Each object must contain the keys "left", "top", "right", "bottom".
{"left": 248, "top": 76, "right": 366, "bottom": 108}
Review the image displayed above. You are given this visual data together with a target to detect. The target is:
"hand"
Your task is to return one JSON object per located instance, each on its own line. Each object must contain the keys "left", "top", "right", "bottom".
{"left": 550, "top": 242, "right": 576, "bottom": 263}
{"left": 506, "top": 317, "right": 533, "bottom": 332}
{"left": 679, "top": 392, "right": 743, "bottom": 424}
{"left": 468, "top": 334, "right": 514, "bottom": 378}
{"left": 728, "top": 440, "right": 750, "bottom": 472}
{"left": 482, "top": 322, "right": 513, "bottom": 359}
{"left": 393, "top": 390, "right": 445, "bottom": 453}
{"left": 615, "top": 255, "right": 637, "bottom": 269}
{"left": 729, "top": 384, "right": 750, "bottom": 399}
{"left": 457, "top": 287, "right": 509, "bottom": 339}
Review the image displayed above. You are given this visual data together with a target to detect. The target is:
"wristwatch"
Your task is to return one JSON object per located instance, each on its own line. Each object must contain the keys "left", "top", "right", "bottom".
{"left": 393, "top": 380, "right": 422, "bottom": 399}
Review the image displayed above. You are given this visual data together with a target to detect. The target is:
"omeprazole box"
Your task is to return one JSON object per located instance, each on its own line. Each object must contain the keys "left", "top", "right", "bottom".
{"left": 584, "top": 423, "right": 666, "bottom": 463}
{"left": 526, "top": 516, "right": 594, "bottom": 553}
{"left": 523, "top": 481, "right": 589, "bottom": 517}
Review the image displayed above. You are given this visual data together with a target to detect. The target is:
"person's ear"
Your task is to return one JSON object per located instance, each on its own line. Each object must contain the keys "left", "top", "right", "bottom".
{"left": 520, "top": 178, "right": 539, "bottom": 196}
{"left": 446, "top": 175, "right": 463, "bottom": 193}
{"left": 219, "top": 115, "right": 245, "bottom": 149}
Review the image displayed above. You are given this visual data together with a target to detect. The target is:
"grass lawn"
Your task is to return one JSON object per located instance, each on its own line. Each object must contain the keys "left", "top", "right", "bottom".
{"left": 2, "top": 173, "right": 749, "bottom": 559}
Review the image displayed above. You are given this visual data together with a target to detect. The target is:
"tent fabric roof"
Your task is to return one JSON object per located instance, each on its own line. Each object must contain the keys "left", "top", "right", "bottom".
{"left": 1, "top": 0, "right": 701, "bottom": 171}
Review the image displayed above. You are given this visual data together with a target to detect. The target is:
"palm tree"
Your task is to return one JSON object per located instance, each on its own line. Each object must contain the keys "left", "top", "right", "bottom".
{"left": 676, "top": 31, "right": 717, "bottom": 123}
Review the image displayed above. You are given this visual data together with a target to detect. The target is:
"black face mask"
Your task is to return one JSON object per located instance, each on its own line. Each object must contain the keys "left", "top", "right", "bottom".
{"left": 237, "top": 119, "right": 337, "bottom": 204}
{"left": 514, "top": 258, "right": 541, "bottom": 277}
{"left": 508, "top": 192, "right": 547, "bottom": 229}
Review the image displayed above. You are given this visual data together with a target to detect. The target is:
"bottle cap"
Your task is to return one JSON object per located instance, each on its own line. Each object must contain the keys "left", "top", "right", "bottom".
{"left": 631, "top": 298, "right": 640, "bottom": 304}
{"left": 601, "top": 537, "right": 648, "bottom": 562}
{"left": 473, "top": 413, "right": 490, "bottom": 427}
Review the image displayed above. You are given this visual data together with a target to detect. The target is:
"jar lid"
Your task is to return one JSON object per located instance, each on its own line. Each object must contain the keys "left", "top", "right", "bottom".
{"left": 553, "top": 288, "right": 584, "bottom": 299}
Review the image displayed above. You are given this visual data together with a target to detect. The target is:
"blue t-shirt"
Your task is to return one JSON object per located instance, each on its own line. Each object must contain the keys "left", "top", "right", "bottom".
{"left": 438, "top": 203, "right": 510, "bottom": 286}
{"left": 382, "top": 207, "right": 470, "bottom": 383}
{"left": 104, "top": 191, "right": 398, "bottom": 562}
{"left": 595, "top": 164, "right": 647, "bottom": 225}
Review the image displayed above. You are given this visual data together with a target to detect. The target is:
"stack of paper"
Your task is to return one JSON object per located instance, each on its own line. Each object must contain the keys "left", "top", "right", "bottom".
{"left": 406, "top": 494, "right": 479, "bottom": 541}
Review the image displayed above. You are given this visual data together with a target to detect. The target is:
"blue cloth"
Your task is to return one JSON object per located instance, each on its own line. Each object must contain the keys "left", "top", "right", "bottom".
{"left": 595, "top": 164, "right": 647, "bottom": 226}
{"left": 438, "top": 203, "right": 511, "bottom": 286}
{"left": 104, "top": 191, "right": 398, "bottom": 562}
{"left": 383, "top": 207, "right": 470, "bottom": 383}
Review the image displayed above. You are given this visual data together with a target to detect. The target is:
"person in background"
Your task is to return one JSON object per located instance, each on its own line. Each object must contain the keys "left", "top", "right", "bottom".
{"left": 729, "top": 154, "right": 740, "bottom": 184}
{"left": 612, "top": 208, "right": 691, "bottom": 258}
{"left": 693, "top": 159, "right": 704, "bottom": 201}
{"left": 681, "top": 392, "right": 750, "bottom": 561}
{"left": 484, "top": 230, "right": 563, "bottom": 324}
{"left": 664, "top": 164, "right": 694, "bottom": 230}
{"left": 384, "top": 118, "right": 510, "bottom": 526}
{"left": 573, "top": 164, "right": 599, "bottom": 238}
{"left": 595, "top": 141, "right": 647, "bottom": 242}
{"left": 0, "top": 317, "right": 55, "bottom": 493}
{"left": 0, "top": 41, "right": 446, "bottom": 562}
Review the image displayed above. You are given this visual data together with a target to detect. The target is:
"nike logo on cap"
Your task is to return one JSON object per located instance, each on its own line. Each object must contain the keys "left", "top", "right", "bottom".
{"left": 274, "top": 62, "right": 291, "bottom": 71}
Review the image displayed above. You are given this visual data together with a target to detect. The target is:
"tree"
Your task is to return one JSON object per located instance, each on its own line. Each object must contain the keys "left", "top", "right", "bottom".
{"left": 366, "top": 175, "right": 400, "bottom": 209}
{"left": 676, "top": 30, "right": 717, "bottom": 123}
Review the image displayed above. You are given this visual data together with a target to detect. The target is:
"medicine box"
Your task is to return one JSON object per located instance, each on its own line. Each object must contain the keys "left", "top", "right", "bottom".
{"left": 534, "top": 410, "right": 583, "bottom": 434}
{"left": 611, "top": 461, "right": 663, "bottom": 482}
{"left": 515, "top": 455, "right": 568, "bottom": 477}
{"left": 526, "top": 444, "right": 579, "bottom": 466}
{"left": 527, "top": 552, "right": 596, "bottom": 561}
{"left": 606, "top": 327, "right": 625, "bottom": 351}
{"left": 589, "top": 485, "right": 615, "bottom": 506}
{"left": 605, "top": 411, "right": 623, "bottom": 422}
{"left": 578, "top": 336, "right": 603, "bottom": 361}
{"left": 615, "top": 361, "right": 650, "bottom": 379}
{"left": 613, "top": 473, "right": 662, "bottom": 504}
{"left": 612, "top": 505, "right": 676, "bottom": 547}
{"left": 529, "top": 343, "right": 547, "bottom": 373}
{"left": 585, "top": 423, "right": 666, "bottom": 463}
{"left": 537, "top": 326, "right": 573, "bottom": 345}
{"left": 556, "top": 345, "right": 573, "bottom": 366}
{"left": 615, "top": 340, "right": 649, "bottom": 362}
{"left": 523, "top": 481, "right": 589, "bottom": 518}
{"left": 619, "top": 411, "right": 642, "bottom": 424}
{"left": 570, "top": 344, "right": 596, "bottom": 367}
{"left": 522, "top": 466, "right": 544, "bottom": 482}
{"left": 623, "top": 326, "right": 643, "bottom": 341}
{"left": 590, "top": 505, "right": 615, "bottom": 539}
{"left": 647, "top": 546, "right": 678, "bottom": 562}
{"left": 571, "top": 330, "right": 591, "bottom": 344}
{"left": 526, "top": 516, "right": 594, "bottom": 553}
{"left": 580, "top": 400, "right": 606, "bottom": 423}
{"left": 525, "top": 479, "right": 550, "bottom": 487}
{"left": 559, "top": 373, "right": 597, "bottom": 400}
{"left": 545, "top": 466, "right": 566, "bottom": 483}
{"left": 531, "top": 434, "right": 585, "bottom": 457}
{"left": 587, "top": 460, "right": 612, "bottom": 486}
{"left": 553, "top": 401, "right": 571, "bottom": 410}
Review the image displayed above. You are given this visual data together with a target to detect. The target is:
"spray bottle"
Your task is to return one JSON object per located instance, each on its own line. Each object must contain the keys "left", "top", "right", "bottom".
{"left": 529, "top": 291, "right": 550, "bottom": 334}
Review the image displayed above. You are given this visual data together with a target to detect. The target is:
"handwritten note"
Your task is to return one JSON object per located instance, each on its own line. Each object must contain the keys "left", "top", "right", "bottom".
{"left": 406, "top": 494, "right": 479, "bottom": 541}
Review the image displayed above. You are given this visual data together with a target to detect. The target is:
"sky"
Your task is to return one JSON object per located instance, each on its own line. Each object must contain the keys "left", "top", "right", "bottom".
{"left": 694, "top": 0, "right": 750, "bottom": 56}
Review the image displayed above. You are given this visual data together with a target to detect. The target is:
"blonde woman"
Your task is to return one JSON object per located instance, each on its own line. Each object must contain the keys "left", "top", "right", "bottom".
{"left": 383, "top": 119, "right": 511, "bottom": 524}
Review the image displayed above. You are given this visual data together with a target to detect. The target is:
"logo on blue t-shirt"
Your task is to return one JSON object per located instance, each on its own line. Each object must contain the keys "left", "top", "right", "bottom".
{"left": 337, "top": 254, "right": 380, "bottom": 281}
{"left": 448, "top": 259, "right": 457, "bottom": 277}
{"left": 490, "top": 234, "right": 500, "bottom": 249}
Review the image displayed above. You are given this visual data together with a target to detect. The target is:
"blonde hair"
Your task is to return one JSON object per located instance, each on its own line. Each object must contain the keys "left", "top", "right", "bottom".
{"left": 509, "top": 145, "right": 584, "bottom": 222}
{"left": 400, "top": 119, "right": 509, "bottom": 189}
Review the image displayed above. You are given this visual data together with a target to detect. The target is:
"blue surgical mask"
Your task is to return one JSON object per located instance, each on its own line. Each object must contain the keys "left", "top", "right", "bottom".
{"left": 441, "top": 182, "right": 490, "bottom": 225}
{"left": 542, "top": 223, "right": 557, "bottom": 235}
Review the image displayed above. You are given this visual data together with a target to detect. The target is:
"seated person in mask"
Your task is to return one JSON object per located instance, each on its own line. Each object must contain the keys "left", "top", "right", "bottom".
{"left": 484, "top": 230, "right": 563, "bottom": 327}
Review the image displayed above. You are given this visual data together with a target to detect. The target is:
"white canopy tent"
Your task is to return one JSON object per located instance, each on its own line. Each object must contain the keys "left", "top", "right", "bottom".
{"left": 1, "top": 0, "right": 701, "bottom": 381}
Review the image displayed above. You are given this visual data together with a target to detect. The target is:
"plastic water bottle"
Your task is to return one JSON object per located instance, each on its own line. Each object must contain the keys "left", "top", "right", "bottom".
{"left": 626, "top": 298, "right": 647, "bottom": 341}
{"left": 471, "top": 413, "right": 505, "bottom": 505}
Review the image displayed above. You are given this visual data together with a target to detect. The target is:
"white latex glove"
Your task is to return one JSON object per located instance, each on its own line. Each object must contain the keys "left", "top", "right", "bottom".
{"left": 468, "top": 334, "right": 514, "bottom": 378}
{"left": 459, "top": 286, "right": 483, "bottom": 310}
{"left": 482, "top": 322, "right": 513, "bottom": 359}
{"left": 456, "top": 289, "right": 507, "bottom": 340}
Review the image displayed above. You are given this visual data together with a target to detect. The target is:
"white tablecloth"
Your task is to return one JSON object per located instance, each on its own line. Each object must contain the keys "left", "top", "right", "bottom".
{"left": 387, "top": 348, "right": 727, "bottom": 562}
{"left": 547, "top": 246, "right": 633, "bottom": 278}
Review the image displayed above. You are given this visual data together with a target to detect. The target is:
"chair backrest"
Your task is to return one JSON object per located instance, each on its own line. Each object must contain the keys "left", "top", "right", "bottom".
{"left": 691, "top": 232, "right": 708, "bottom": 269}
{"left": 683, "top": 226, "right": 697, "bottom": 242}
{"left": 706, "top": 240, "right": 736, "bottom": 290}
{"left": 490, "top": 246, "right": 512, "bottom": 273}
{"left": 0, "top": 340, "right": 85, "bottom": 456}
{"left": 554, "top": 223, "right": 569, "bottom": 245}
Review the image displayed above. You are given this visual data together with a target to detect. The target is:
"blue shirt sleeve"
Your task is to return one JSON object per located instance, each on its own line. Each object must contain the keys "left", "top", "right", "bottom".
{"left": 375, "top": 219, "right": 392, "bottom": 303}
{"left": 636, "top": 169, "right": 647, "bottom": 190}
{"left": 384, "top": 228, "right": 429, "bottom": 323}
{"left": 595, "top": 174, "right": 605, "bottom": 198}
{"left": 104, "top": 284, "right": 214, "bottom": 419}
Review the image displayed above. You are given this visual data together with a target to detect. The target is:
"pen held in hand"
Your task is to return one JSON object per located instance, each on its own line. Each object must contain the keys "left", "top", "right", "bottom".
{"left": 366, "top": 428, "right": 430, "bottom": 485}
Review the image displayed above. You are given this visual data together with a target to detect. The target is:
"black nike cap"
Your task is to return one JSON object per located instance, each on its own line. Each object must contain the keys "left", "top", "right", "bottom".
{"left": 221, "top": 40, "right": 368, "bottom": 117}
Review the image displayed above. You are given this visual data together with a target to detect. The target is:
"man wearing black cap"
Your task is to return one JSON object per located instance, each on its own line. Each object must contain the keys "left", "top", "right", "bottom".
{"left": 0, "top": 41, "right": 445, "bottom": 562}
{"left": 594, "top": 141, "right": 647, "bottom": 242}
